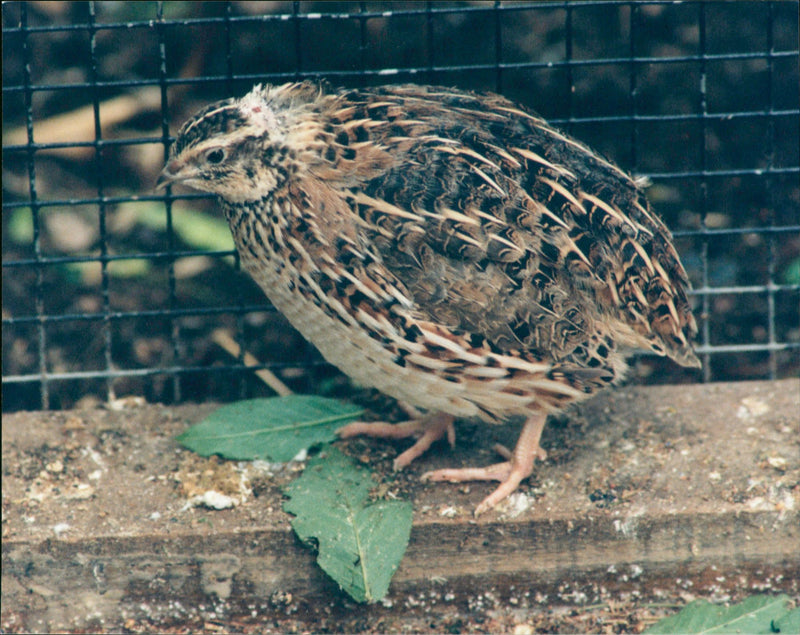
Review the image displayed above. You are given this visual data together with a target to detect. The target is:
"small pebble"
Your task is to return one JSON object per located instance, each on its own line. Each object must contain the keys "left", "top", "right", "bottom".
{"left": 767, "top": 456, "right": 787, "bottom": 471}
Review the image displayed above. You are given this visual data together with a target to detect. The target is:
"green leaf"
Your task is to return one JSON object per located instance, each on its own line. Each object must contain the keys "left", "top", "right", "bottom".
{"left": 131, "top": 201, "right": 236, "bottom": 253}
{"left": 8, "top": 207, "right": 33, "bottom": 243}
{"left": 283, "top": 446, "right": 412, "bottom": 603}
{"left": 105, "top": 258, "right": 152, "bottom": 278}
{"left": 177, "top": 396, "right": 363, "bottom": 462}
{"left": 783, "top": 257, "right": 800, "bottom": 285}
{"left": 170, "top": 205, "right": 235, "bottom": 253}
{"left": 774, "top": 607, "right": 800, "bottom": 633}
{"left": 646, "top": 595, "right": 793, "bottom": 634}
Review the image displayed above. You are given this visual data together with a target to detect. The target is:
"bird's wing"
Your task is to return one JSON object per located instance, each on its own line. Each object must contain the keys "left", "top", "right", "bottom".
{"left": 320, "top": 85, "right": 698, "bottom": 369}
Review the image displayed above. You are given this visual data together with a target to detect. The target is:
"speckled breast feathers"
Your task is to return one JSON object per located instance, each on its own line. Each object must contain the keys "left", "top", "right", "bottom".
{"left": 159, "top": 81, "right": 699, "bottom": 422}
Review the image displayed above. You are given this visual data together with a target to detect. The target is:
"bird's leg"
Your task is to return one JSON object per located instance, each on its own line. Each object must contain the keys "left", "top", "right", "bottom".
{"left": 337, "top": 412, "right": 456, "bottom": 469}
{"left": 422, "top": 413, "right": 548, "bottom": 515}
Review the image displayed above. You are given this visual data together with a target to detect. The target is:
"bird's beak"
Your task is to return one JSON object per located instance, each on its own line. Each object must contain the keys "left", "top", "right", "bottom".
{"left": 155, "top": 159, "right": 192, "bottom": 191}
{"left": 155, "top": 164, "right": 177, "bottom": 191}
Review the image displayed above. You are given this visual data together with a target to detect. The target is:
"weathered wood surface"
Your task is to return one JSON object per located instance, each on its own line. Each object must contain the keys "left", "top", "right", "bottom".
{"left": 3, "top": 379, "right": 798, "bottom": 630}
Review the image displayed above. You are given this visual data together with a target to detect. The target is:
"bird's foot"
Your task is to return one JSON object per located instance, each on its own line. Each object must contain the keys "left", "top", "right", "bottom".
{"left": 336, "top": 412, "right": 455, "bottom": 469}
{"left": 422, "top": 414, "right": 547, "bottom": 516}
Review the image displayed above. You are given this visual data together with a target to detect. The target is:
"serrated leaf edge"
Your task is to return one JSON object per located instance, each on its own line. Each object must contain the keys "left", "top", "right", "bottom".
{"left": 282, "top": 447, "right": 411, "bottom": 604}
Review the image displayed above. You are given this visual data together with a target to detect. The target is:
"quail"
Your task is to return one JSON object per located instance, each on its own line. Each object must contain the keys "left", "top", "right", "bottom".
{"left": 157, "top": 82, "right": 700, "bottom": 515}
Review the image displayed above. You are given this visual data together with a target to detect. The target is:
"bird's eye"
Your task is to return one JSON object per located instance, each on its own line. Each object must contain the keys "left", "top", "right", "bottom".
{"left": 205, "top": 148, "right": 226, "bottom": 164}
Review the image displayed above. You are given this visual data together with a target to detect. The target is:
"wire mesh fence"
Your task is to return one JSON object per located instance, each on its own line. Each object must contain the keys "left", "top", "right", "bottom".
{"left": 3, "top": 1, "right": 799, "bottom": 412}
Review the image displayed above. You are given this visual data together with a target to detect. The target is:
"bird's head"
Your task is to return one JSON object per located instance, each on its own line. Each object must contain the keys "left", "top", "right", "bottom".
{"left": 156, "top": 82, "right": 325, "bottom": 203}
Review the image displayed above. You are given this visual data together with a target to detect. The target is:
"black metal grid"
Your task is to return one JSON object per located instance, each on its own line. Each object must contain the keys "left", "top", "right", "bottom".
{"left": 3, "top": 1, "right": 799, "bottom": 411}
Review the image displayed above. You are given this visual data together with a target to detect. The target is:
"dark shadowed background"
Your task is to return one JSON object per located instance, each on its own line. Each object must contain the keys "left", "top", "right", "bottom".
{"left": 2, "top": 1, "right": 798, "bottom": 412}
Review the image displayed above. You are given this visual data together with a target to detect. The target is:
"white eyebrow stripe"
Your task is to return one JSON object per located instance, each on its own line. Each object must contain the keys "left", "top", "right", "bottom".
{"left": 180, "top": 103, "right": 238, "bottom": 140}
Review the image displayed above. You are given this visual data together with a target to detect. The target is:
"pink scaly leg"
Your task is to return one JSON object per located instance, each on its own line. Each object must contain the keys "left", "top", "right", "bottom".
{"left": 422, "top": 413, "right": 547, "bottom": 515}
{"left": 337, "top": 412, "right": 456, "bottom": 470}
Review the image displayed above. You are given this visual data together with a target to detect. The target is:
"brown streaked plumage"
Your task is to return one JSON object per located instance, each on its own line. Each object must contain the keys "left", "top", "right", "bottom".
{"left": 158, "top": 82, "right": 700, "bottom": 515}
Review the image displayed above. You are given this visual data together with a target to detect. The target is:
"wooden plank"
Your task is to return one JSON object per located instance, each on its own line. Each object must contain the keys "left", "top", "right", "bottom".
{"left": 2, "top": 379, "right": 798, "bottom": 631}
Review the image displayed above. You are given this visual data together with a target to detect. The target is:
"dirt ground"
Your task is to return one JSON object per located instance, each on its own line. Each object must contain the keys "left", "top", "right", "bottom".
{"left": 2, "top": 378, "right": 799, "bottom": 633}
